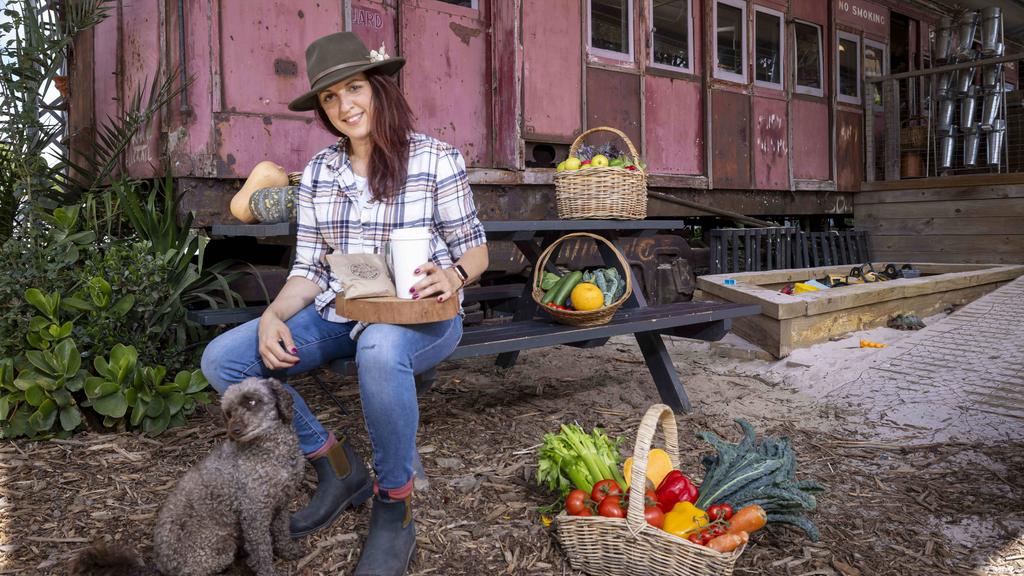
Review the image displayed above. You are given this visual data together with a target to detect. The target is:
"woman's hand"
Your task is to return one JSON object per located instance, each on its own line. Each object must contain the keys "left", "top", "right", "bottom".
{"left": 257, "top": 310, "right": 301, "bottom": 369}
{"left": 411, "top": 261, "right": 461, "bottom": 302}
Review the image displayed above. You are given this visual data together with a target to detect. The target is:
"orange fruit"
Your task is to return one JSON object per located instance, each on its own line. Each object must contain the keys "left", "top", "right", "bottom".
{"left": 570, "top": 282, "right": 604, "bottom": 311}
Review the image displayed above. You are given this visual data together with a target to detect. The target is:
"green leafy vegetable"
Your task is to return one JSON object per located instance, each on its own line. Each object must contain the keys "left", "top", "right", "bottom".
{"left": 536, "top": 423, "right": 625, "bottom": 498}
{"left": 695, "top": 419, "right": 824, "bottom": 541}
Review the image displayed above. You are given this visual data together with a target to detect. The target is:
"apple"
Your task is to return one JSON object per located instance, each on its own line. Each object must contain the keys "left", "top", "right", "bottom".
{"left": 556, "top": 161, "right": 567, "bottom": 172}
{"left": 591, "top": 154, "right": 610, "bottom": 167}
{"left": 564, "top": 157, "right": 582, "bottom": 170}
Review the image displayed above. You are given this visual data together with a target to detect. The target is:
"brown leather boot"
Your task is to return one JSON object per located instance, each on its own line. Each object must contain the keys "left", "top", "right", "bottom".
{"left": 289, "top": 435, "right": 373, "bottom": 537}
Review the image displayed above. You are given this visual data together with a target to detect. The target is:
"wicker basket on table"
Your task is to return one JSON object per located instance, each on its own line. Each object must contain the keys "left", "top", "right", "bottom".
{"left": 556, "top": 404, "right": 746, "bottom": 576}
{"left": 531, "top": 232, "right": 632, "bottom": 327}
{"left": 554, "top": 126, "right": 648, "bottom": 220}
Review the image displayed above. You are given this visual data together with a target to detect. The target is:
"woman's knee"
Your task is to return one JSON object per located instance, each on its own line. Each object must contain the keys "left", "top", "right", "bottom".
{"left": 200, "top": 325, "right": 258, "bottom": 393}
{"left": 355, "top": 325, "right": 406, "bottom": 370}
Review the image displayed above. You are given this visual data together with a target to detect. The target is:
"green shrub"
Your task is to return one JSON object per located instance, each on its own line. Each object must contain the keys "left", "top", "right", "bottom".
{"left": 0, "top": 207, "right": 205, "bottom": 373}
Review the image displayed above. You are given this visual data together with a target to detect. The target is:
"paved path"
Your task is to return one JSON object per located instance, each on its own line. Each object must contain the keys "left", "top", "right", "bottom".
{"left": 825, "top": 276, "right": 1024, "bottom": 442}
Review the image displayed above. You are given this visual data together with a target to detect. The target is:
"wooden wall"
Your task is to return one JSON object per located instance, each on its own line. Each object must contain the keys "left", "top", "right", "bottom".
{"left": 855, "top": 184, "right": 1024, "bottom": 264}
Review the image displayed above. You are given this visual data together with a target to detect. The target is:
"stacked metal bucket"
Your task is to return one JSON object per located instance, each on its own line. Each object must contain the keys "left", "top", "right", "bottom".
{"left": 935, "top": 7, "right": 1005, "bottom": 170}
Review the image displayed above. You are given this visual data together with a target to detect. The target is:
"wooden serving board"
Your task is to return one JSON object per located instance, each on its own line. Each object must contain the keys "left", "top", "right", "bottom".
{"left": 335, "top": 294, "right": 459, "bottom": 324}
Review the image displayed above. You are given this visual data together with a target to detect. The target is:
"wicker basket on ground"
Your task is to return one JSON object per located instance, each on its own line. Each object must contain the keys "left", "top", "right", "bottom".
{"left": 554, "top": 126, "right": 647, "bottom": 220}
{"left": 531, "top": 232, "right": 632, "bottom": 327}
{"left": 555, "top": 404, "right": 746, "bottom": 576}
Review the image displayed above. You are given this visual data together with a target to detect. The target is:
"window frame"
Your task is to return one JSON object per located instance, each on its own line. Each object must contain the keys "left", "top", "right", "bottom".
{"left": 863, "top": 38, "right": 887, "bottom": 111}
{"left": 753, "top": 5, "right": 785, "bottom": 90}
{"left": 431, "top": 0, "right": 479, "bottom": 10}
{"left": 648, "top": 0, "right": 694, "bottom": 74}
{"left": 588, "top": 0, "right": 635, "bottom": 62}
{"left": 836, "top": 30, "right": 862, "bottom": 105}
{"left": 713, "top": 0, "right": 748, "bottom": 84}
{"left": 793, "top": 20, "right": 824, "bottom": 97}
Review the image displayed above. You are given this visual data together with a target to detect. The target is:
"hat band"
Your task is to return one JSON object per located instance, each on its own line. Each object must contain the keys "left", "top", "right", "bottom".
{"left": 310, "top": 59, "right": 374, "bottom": 87}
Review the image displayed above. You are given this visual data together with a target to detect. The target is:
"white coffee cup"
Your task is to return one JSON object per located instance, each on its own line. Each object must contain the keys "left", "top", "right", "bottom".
{"left": 389, "top": 227, "right": 432, "bottom": 300}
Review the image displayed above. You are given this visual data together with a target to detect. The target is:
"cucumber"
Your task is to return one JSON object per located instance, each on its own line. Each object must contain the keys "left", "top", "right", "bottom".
{"left": 549, "top": 270, "right": 583, "bottom": 308}
{"left": 540, "top": 273, "right": 569, "bottom": 304}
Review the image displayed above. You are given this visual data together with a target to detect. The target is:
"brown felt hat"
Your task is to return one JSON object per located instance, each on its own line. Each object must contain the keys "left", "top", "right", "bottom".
{"left": 288, "top": 32, "right": 405, "bottom": 112}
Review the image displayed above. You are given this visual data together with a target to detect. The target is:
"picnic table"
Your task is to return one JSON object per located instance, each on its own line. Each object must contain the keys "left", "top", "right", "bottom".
{"left": 196, "top": 220, "right": 760, "bottom": 413}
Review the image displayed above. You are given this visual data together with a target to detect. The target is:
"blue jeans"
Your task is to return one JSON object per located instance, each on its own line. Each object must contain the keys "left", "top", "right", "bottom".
{"left": 200, "top": 304, "right": 463, "bottom": 491}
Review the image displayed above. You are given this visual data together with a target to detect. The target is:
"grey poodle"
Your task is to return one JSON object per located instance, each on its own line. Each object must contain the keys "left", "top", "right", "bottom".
{"left": 71, "top": 377, "right": 306, "bottom": 576}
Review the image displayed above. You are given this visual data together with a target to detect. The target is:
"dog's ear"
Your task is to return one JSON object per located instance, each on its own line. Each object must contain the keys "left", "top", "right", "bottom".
{"left": 266, "top": 379, "right": 293, "bottom": 424}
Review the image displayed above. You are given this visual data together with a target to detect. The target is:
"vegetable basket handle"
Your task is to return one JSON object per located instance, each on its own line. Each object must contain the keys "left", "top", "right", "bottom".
{"left": 567, "top": 126, "right": 643, "bottom": 167}
{"left": 531, "top": 232, "right": 633, "bottom": 301}
{"left": 625, "top": 404, "right": 681, "bottom": 532}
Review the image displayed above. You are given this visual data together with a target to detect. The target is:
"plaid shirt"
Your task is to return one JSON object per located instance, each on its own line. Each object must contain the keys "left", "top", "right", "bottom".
{"left": 289, "top": 133, "right": 487, "bottom": 320}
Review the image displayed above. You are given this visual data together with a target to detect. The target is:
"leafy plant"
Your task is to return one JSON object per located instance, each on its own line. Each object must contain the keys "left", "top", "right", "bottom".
{"left": 0, "top": 0, "right": 115, "bottom": 232}
{"left": 0, "top": 286, "right": 210, "bottom": 439}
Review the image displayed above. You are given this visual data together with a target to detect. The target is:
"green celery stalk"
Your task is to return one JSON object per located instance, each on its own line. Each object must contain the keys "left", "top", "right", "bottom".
{"left": 592, "top": 428, "right": 627, "bottom": 487}
{"left": 561, "top": 424, "right": 607, "bottom": 483}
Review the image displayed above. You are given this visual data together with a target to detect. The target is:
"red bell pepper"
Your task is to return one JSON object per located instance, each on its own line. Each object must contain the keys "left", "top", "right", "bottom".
{"left": 655, "top": 470, "right": 697, "bottom": 513}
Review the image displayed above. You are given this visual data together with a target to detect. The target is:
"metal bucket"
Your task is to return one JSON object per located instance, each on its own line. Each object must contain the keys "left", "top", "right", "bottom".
{"left": 937, "top": 98, "right": 957, "bottom": 133}
{"left": 983, "top": 63, "right": 1003, "bottom": 89}
{"left": 937, "top": 71, "right": 956, "bottom": 99}
{"left": 982, "top": 6, "right": 1002, "bottom": 55}
{"left": 981, "top": 87, "right": 1003, "bottom": 131}
{"left": 987, "top": 119, "right": 1005, "bottom": 165}
{"left": 964, "top": 123, "right": 981, "bottom": 166}
{"left": 939, "top": 127, "right": 957, "bottom": 169}
{"left": 960, "top": 91, "right": 977, "bottom": 127}
{"left": 955, "top": 62, "right": 976, "bottom": 95}
{"left": 957, "top": 11, "right": 980, "bottom": 56}
{"left": 935, "top": 17, "right": 955, "bottom": 62}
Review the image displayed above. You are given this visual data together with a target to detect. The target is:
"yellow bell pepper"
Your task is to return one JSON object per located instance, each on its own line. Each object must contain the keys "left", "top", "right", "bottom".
{"left": 662, "top": 501, "right": 709, "bottom": 538}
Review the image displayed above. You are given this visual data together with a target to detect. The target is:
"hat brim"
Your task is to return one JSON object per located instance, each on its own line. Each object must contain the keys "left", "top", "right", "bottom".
{"left": 288, "top": 58, "right": 406, "bottom": 112}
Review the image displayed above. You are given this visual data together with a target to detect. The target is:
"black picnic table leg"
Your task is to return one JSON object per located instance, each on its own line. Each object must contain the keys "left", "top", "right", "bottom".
{"left": 596, "top": 236, "right": 692, "bottom": 414}
{"left": 495, "top": 234, "right": 560, "bottom": 369}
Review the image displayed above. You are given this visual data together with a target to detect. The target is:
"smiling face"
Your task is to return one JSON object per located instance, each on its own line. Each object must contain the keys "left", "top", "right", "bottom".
{"left": 317, "top": 72, "right": 374, "bottom": 145}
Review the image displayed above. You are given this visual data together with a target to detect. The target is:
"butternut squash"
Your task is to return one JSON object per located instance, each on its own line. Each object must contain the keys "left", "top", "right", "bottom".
{"left": 230, "top": 161, "right": 290, "bottom": 223}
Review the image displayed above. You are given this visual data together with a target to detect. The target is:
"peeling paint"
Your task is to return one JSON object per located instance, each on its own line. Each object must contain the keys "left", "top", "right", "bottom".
{"left": 273, "top": 58, "right": 298, "bottom": 77}
{"left": 449, "top": 22, "right": 481, "bottom": 45}
{"left": 262, "top": 115, "right": 273, "bottom": 125}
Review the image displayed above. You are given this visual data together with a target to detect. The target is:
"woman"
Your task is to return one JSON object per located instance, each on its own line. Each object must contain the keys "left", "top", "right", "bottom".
{"left": 201, "top": 32, "right": 488, "bottom": 576}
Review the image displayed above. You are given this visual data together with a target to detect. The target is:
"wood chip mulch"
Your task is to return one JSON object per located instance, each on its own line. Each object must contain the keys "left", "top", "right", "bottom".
{"left": 1, "top": 344, "right": 1021, "bottom": 576}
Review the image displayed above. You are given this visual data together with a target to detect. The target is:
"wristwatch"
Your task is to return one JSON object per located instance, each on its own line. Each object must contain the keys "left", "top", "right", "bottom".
{"left": 452, "top": 264, "right": 469, "bottom": 287}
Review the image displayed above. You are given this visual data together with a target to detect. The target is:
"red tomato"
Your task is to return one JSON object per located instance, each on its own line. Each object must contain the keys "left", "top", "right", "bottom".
{"left": 687, "top": 533, "right": 703, "bottom": 545}
{"left": 708, "top": 504, "right": 727, "bottom": 521}
{"left": 591, "top": 479, "right": 623, "bottom": 504}
{"left": 643, "top": 505, "right": 665, "bottom": 528}
{"left": 575, "top": 508, "right": 594, "bottom": 517}
{"left": 718, "top": 503, "right": 734, "bottom": 520}
{"left": 597, "top": 495, "right": 626, "bottom": 518}
{"left": 565, "top": 489, "right": 588, "bottom": 515}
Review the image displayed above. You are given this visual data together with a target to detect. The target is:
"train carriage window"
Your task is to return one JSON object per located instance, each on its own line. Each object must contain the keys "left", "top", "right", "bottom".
{"left": 837, "top": 31, "right": 861, "bottom": 104}
{"left": 754, "top": 6, "right": 783, "bottom": 89}
{"left": 437, "top": 0, "right": 477, "bottom": 7}
{"left": 589, "top": 0, "right": 634, "bottom": 60}
{"left": 794, "top": 21, "right": 823, "bottom": 96}
{"left": 714, "top": 0, "right": 747, "bottom": 83}
{"left": 650, "top": 0, "right": 693, "bottom": 73}
{"left": 863, "top": 40, "right": 886, "bottom": 110}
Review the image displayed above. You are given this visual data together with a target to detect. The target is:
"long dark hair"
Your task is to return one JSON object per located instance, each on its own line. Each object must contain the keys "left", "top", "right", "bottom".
{"left": 315, "top": 70, "right": 415, "bottom": 201}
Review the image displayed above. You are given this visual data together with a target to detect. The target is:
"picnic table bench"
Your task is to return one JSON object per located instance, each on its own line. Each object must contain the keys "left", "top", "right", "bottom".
{"left": 193, "top": 220, "right": 760, "bottom": 413}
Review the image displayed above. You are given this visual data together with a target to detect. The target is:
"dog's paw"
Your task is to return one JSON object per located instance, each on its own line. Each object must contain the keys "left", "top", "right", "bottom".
{"left": 276, "top": 539, "right": 305, "bottom": 561}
